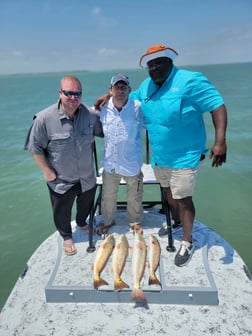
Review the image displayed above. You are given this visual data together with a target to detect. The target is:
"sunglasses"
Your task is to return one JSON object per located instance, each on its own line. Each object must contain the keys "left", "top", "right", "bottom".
{"left": 60, "top": 90, "right": 82, "bottom": 98}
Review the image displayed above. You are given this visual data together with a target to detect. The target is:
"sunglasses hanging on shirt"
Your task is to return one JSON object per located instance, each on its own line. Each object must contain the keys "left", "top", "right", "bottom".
{"left": 144, "top": 84, "right": 163, "bottom": 103}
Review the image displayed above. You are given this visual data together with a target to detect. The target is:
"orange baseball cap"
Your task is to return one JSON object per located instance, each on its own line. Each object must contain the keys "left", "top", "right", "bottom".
{"left": 139, "top": 44, "right": 178, "bottom": 68}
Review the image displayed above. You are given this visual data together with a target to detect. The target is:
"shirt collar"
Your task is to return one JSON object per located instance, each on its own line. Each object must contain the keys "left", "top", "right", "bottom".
{"left": 108, "top": 96, "right": 129, "bottom": 112}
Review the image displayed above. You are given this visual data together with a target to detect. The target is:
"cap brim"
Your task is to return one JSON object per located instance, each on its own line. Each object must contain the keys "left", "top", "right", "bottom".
{"left": 139, "top": 49, "right": 178, "bottom": 68}
{"left": 111, "top": 79, "right": 129, "bottom": 86}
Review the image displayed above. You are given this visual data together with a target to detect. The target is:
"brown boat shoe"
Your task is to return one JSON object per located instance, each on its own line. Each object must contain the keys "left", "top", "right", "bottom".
{"left": 97, "top": 220, "right": 116, "bottom": 236}
{"left": 130, "top": 223, "right": 143, "bottom": 235}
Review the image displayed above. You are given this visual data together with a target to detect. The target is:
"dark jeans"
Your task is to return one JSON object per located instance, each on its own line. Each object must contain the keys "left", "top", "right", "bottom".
{"left": 48, "top": 183, "right": 96, "bottom": 240}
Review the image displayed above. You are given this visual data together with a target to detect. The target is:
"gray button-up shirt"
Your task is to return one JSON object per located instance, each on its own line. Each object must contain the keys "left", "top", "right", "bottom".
{"left": 25, "top": 101, "right": 103, "bottom": 194}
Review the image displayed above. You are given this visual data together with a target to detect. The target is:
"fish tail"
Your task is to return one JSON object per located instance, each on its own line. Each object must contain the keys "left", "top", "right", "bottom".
{"left": 93, "top": 277, "right": 109, "bottom": 289}
{"left": 148, "top": 274, "right": 162, "bottom": 287}
{"left": 131, "top": 288, "right": 147, "bottom": 302}
{"left": 114, "top": 278, "right": 130, "bottom": 292}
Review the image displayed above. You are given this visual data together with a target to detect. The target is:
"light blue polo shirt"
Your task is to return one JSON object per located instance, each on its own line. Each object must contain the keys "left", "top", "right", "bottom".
{"left": 131, "top": 66, "right": 224, "bottom": 168}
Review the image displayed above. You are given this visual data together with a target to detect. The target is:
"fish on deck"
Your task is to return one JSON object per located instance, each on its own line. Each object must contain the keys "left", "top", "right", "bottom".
{"left": 131, "top": 233, "right": 147, "bottom": 302}
{"left": 148, "top": 234, "right": 161, "bottom": 287}
{"left": 93, "top": 234, "right": 115, "bottom": 289}
{"left": 112, "top": 234, "right": 130, "bottom": 291}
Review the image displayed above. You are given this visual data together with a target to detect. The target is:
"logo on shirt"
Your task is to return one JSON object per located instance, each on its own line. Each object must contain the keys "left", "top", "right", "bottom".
{"left": 171, "top": 87, "right": 180, "bottom": 92}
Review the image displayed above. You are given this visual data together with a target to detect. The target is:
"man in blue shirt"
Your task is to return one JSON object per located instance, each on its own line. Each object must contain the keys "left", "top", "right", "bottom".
{"left": 97, "top": 74, "right": 144, "bottom": 236}
{"left": 95, "top": 44, "right": 227, "bottom": 267}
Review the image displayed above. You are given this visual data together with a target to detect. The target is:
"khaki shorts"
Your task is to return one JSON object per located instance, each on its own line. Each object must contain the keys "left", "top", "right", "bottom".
{"left": 153, "top": 166, "right": 199, "bottom": 199}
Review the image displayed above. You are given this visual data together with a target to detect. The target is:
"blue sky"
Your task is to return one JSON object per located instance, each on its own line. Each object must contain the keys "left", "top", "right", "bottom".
{"left": 0, "top": 0, "right": 252, "bottom": 74}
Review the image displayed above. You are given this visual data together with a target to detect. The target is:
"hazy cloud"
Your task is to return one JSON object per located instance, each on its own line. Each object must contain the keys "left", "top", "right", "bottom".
{"left": 98, "top": 48, "right": 119, "bottom": 56}
{"left": 91, "top": 7, "right": 101, "bottom": 16}
{"left": 90, "top": 6, "right": 116, "bottom": 27}
{"left": 12, "top": 51, "right": 24, "bottom": 57}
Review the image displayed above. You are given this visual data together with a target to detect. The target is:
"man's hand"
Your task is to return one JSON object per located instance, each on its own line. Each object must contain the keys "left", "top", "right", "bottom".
{"left": 94, "top": 93, "right": 110, "bottom": 111}
{"left": 43, "top": 167, "right": 57, "bottom": 181}
{"left": 209, "top": 143, "right": 227, "bottom": 167}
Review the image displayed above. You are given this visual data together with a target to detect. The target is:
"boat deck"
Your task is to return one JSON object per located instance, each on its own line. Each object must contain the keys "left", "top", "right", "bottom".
{"left": 1, "top": 208, "right": 252, "bottom": 336}
{"left": 45, "top": 209, "right": 218, "bottom": 305}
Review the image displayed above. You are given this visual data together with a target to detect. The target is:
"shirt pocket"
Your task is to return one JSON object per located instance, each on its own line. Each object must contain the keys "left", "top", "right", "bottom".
{"left": 159, "top": 96, "right": 182, "bottom": 125}
{"left": 80, "top": 127, "right": 94, "bottom": 144}
{"left": 122, "top": 119, "right": 141, "bottom": 141}
{"left": 47, "top": 133, "right": 72, "bottom": 160}
{"left": 49, "top": 133, "right": 71, "bottom": 146}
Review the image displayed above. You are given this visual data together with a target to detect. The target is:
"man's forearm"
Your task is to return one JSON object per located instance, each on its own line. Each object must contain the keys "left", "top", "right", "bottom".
{"left": 33, "top": 154, "right": 50, "bottom": 171}
{"left": 211, "top": 104, "right": 227, "bottom": 145}
{"left": 32, "top": 154, "right": 56, "bottom": 181}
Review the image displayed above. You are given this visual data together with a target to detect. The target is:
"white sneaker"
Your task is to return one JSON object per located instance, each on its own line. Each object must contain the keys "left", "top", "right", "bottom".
{"left": 174, "top": 240, "right": 195, "bottom": 267}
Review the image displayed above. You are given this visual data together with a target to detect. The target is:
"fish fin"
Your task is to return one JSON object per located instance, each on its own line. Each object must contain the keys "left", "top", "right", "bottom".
{"left": 93, "top": 277, "right": 109, "bottom": 289}
{"left": 148, "top": 275, "right": 162, "bottom": 287}
{"left": 114, "top": 278, "right": 130, "bottom": 292}
{"left": 131, "top": 288, "right": 147, "bottom": 302}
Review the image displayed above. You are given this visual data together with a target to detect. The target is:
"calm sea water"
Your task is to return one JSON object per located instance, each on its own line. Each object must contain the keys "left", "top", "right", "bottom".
{"left": 0, "top": 63, "right": 251, "bottom": 309}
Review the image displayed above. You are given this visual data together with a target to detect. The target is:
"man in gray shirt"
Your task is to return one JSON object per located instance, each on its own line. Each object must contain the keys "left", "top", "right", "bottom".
{"left": 25, "top": 76, "right": 103, "bottom": 255}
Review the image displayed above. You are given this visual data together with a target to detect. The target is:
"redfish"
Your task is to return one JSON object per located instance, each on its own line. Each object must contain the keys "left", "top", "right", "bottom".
{"left": 112, "top": 234, "right": 129, "bottom": 291}
{"left": 131, "top": 233, "right": 147, "bottom": 301}
{"left": 93, "top": 234, "right": 115, "bottom": 289}
{"left": 148, "top": 234, "right": 161, "bottom": 287}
